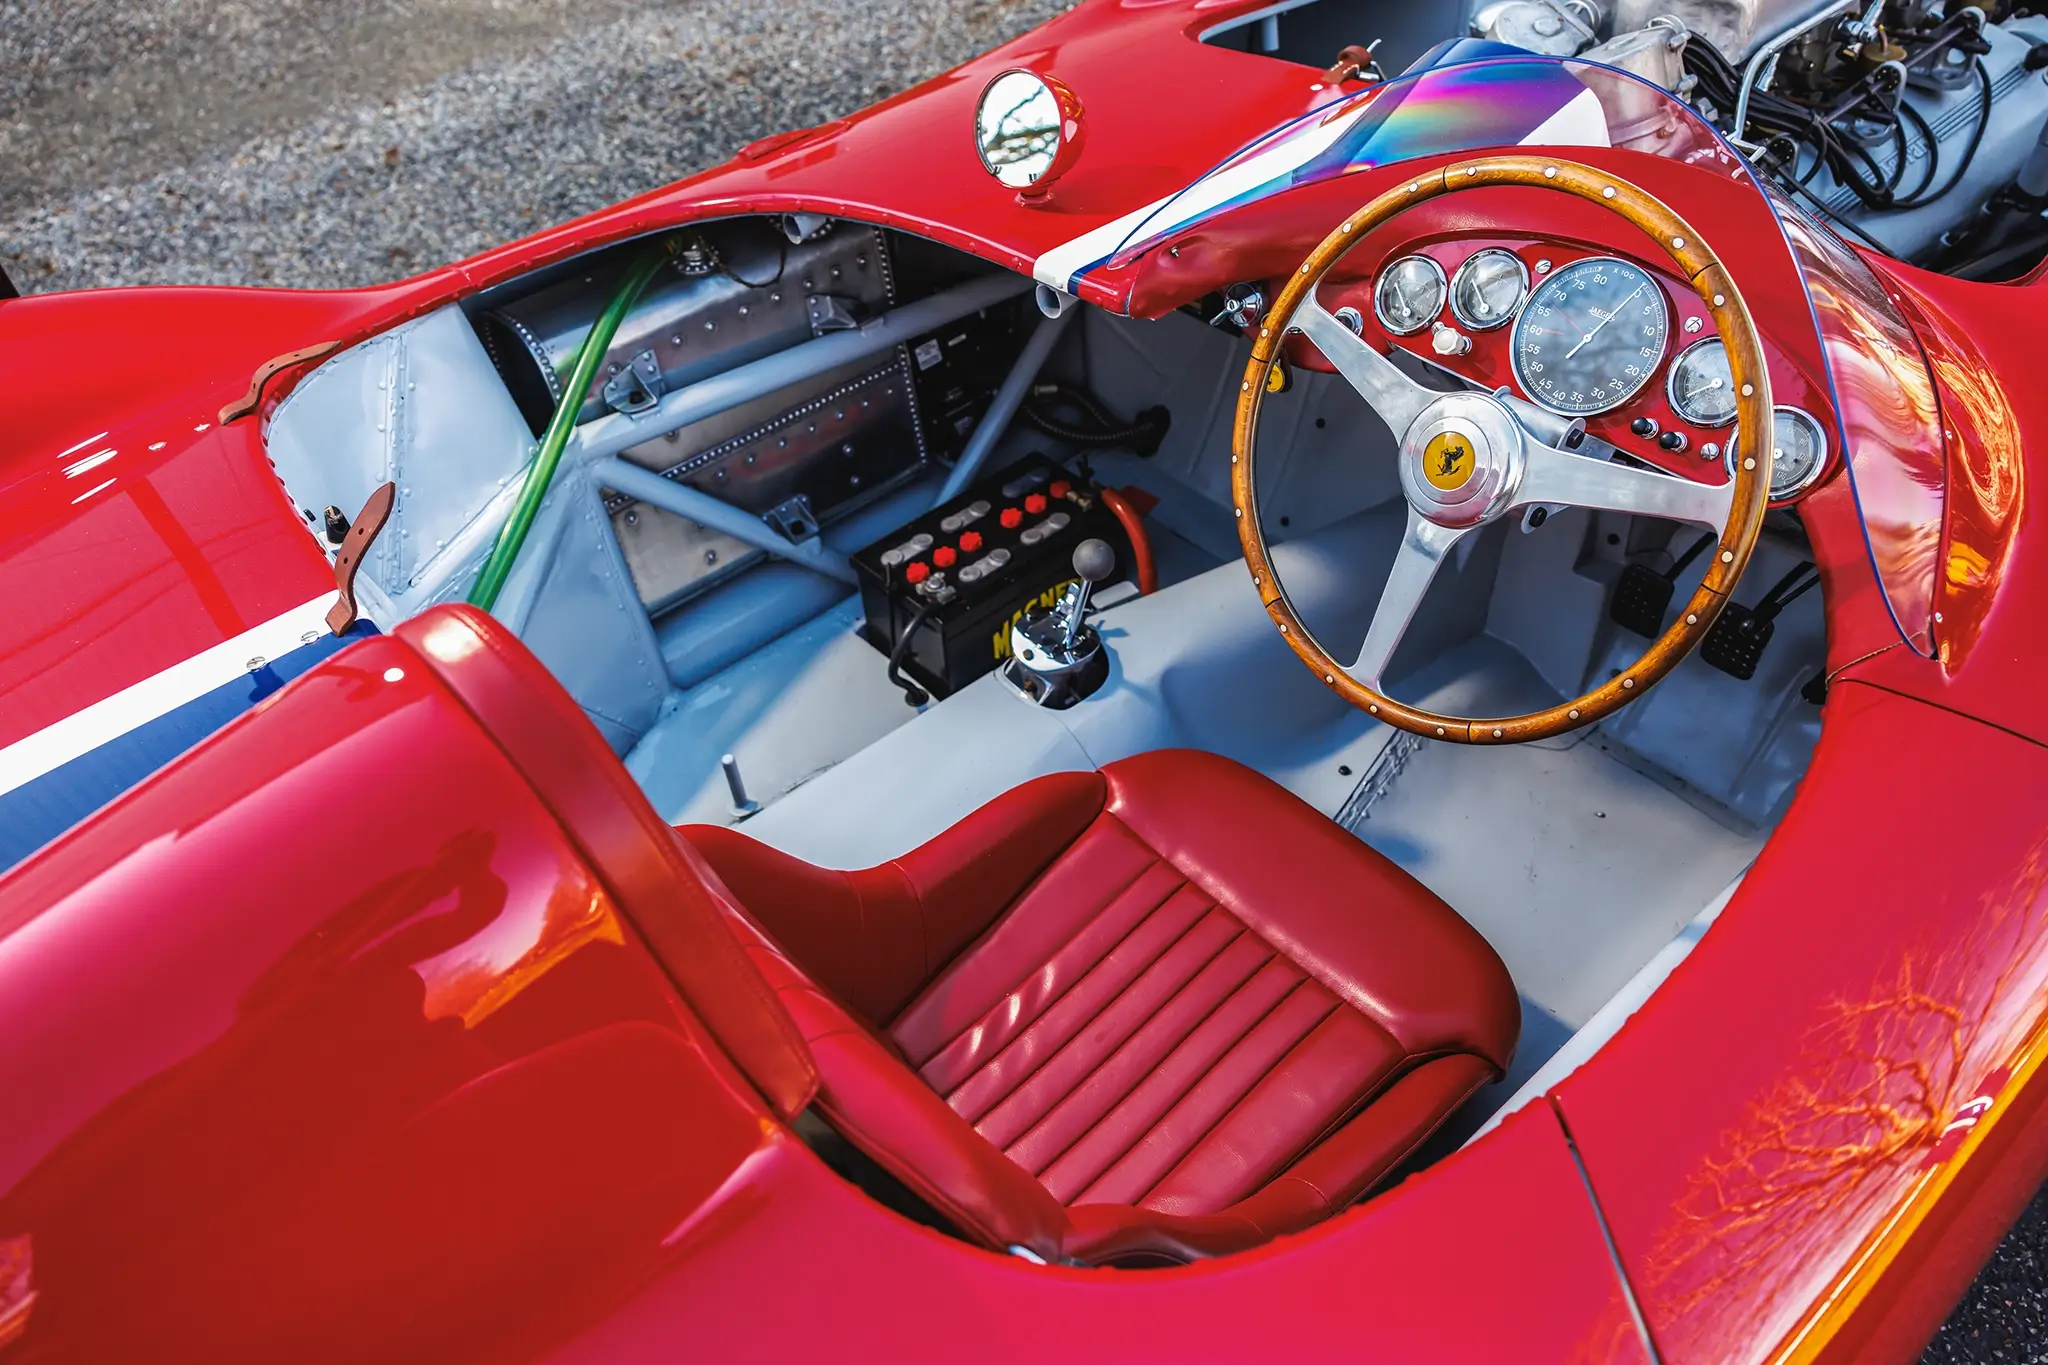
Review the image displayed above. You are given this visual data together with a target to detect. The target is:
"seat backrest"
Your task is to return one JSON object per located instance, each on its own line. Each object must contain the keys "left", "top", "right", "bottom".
{"left": 396, "top": 605, "right": 818, "bottom": 1120}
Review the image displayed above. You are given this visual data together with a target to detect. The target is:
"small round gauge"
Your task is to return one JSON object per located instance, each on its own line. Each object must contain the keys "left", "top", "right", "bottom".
{"left": 1510, "top": 256, "right": 1670, "bottom": 417}
{"left": 1666, "top": 337, "right": 1738, "bottom": 427}
{"left": 1450, "top": 248, "right": 1529, "bottom": 331}
{"left": 1373, "top": 255, "right": 1448, "bottom": 336}
{"left": 1728, "top": 405, "right": 1829, "bottom": 500}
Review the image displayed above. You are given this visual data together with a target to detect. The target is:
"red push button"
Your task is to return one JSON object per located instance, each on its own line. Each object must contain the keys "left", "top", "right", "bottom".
{"left": 959, "top": 531, "right": 984, "bottom": 552}
{"left": 933, "top": 545, "right": 958, "bottom": 568}
{"left": 1000, "top": 507, "right": 1023, "bottom": 529}
{"left": 1049, "top": 480, "right": 1071, "bottom": 499}
{"left": 1025, "top": 493, "right": 1049, "bottom": 514}
{"left": 904, "top": 561, "right": 930, "bottom": 584}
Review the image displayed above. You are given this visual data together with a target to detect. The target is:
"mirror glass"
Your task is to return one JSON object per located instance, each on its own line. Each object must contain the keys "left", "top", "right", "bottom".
{"left": 975, "top": 71, "right": 1062, "bottom": 189}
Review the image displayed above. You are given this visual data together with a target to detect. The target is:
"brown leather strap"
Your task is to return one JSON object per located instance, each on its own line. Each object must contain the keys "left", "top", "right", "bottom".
{"left": 1323, "top": 43, "right": 1380, "bottom": 84}
{"left": 326, "top": 482, "right": 395, "bottom": 636}
{"left": 219, "top": 340, "right": 343, "bottom": 425}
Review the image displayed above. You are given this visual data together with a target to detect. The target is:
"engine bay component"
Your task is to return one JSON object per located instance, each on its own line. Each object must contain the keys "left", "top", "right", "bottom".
{"left": 1682, "top": 4, "right": 2048, "bottom": 261}
{"left": 1729, "top": 404, "right": 1830, "bottom": 498}
{"left": 854, "top": 454, "right": 1125, "bottom": 703}
{"left": 1463, "top": 0, "right": 2048, "bottom": 275}
{"left": 1472, "top": 0, "right": 1600, "bottom": 55}
{"left": 1373, "top": 254, "right": 1448, "bottom": 334}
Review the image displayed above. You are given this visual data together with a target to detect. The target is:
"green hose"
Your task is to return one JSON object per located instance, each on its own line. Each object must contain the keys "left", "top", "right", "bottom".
{"left": 468, "top": 236, "right": 677, "bottom": 612}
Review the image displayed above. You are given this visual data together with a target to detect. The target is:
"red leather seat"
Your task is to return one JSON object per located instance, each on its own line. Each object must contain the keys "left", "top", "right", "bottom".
{"left": 685, "top": 751, "right": 1520, "bottom": 1265}
{"left": 397, "top": 605, "right": 1517, "bottom": 1267}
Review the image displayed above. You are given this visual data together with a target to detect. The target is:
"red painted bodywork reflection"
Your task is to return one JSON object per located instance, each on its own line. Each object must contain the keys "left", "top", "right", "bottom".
{"left": 1776, "top": 197, "right": 1945, "bottom": 656}
{"left": 1888, "top": 287, "right": 2025, "bottom": 669}
{"left": 0, "top": 640, "right": 766, "bottom": 1362}
{"left": 1643, "top": 838, "right": 2048, "bottom": 1357}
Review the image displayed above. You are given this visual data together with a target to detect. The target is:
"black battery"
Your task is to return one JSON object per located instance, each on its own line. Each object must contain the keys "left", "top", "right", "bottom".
{"left": 854, "top": 454, "right": 1125, "bottom": 700}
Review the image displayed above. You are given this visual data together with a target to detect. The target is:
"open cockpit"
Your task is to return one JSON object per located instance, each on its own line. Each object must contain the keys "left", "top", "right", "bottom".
{"left": 263, "top": 187, "right": 1826, "bottom": 1217}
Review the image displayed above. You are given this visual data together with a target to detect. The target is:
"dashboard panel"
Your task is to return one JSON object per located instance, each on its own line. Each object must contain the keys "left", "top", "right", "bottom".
{"left": 1292, "top": 231, "right": 1840, "bottom": 505}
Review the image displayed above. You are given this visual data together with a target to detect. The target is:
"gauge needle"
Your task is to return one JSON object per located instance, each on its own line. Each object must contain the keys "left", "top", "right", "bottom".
{"left": 1564, "top": 283, "right": 1646, "bottom": 360}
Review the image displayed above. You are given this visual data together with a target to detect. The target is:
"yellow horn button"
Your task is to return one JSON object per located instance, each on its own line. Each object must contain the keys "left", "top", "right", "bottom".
{"left": 1423, "top": 431, "right": 1478, "bottom": 491}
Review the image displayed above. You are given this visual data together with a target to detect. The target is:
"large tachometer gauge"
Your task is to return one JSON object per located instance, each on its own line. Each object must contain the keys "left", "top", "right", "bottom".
{"left": 1511, "top": 256, "right": 1670, "bottom": 416}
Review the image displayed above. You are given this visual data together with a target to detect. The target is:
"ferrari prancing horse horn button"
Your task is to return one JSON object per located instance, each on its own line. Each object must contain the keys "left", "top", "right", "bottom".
{"left": 1423, "top": 430, "right": 1477, "bottom": 491}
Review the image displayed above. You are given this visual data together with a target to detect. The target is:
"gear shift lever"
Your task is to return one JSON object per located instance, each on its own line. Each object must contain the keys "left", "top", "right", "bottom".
{"left": 1061, "top": 537, "right": 1118, "bottom": 650}
{"left": 1001, "top": 538, "right": 1117, "bottom": 710}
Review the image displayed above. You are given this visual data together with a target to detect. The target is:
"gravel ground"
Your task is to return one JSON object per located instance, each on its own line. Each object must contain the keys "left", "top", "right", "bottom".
{"left": 1925, "top": 1188, "right": 2048, "bottom": 1363}
{"left": 0, "top": 0, "right": 1069, "bottom": 291}
{"left": 4, "top": 1, "right": 2046, "bottom": 1357}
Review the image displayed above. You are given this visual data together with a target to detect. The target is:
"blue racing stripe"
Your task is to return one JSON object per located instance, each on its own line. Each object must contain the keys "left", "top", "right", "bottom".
{"left": 0, "top": 621, "right": 378, "bottom": 873}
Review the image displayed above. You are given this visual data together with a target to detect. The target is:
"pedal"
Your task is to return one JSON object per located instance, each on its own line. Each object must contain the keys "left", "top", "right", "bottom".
{"left": 1608, "top": 563, "right": 1676, "bottom": 639}
{"left": 1608, "top": 533, "right": 1715, "bottom": 639}
{"left": 1700, "top": 601, "right": 1774, "bottom": 680}
{"left": 1701, "top": 562, "right": 1821, "bottom": 682}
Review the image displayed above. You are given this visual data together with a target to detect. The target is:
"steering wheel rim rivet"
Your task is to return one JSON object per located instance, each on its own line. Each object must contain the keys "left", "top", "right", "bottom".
{"left": 1686, "top": 612, "right": 1699, "bottom": 624}
{"left": 1543, "top": 166, "right": 1557, "bottom": 178}
{"left": 1743, "top": 457, "right": 1757, "bottom": 470}
{"left": 1435, "top": 726, "right": 1446, "bottom": 737}
{"left": 1326, "top": 673, "right": 1335, "bottom": 684}
{"left": 1721, "top": 550, "right": 1735, "bottom": 562}
{"left": 1602, "top": 186, "right": 1616, "bottom": 198}
{"left": 1568, "top": 708, "right": 1581, "bottom": 720}
{"left": 1492, "top": 728, "right": 1503, "bottom": 738}
{"left": 1370, "top": 704, "right": 1380, "bottom": 714}
{"left": 1621, "top": 678, "right": 1635, "bottom": 690}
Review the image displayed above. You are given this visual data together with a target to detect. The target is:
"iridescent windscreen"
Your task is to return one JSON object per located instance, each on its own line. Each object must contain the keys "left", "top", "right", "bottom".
{"left": 1085, "top": 51, "right": 1941, "bottom": 654}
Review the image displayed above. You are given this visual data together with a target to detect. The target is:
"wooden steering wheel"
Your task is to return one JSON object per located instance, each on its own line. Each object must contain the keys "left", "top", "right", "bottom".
{"left": 1231, "top": 155, "right": 1774, "bottom": 744}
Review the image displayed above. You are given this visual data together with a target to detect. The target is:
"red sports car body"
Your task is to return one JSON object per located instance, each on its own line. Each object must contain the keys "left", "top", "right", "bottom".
{"left": 3, "top": 3, "right": 2046, "bottom": 1362}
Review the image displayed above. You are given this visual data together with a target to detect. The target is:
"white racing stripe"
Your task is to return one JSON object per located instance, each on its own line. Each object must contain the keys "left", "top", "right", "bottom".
{"left": 1033, "top": 98, "right": 1375, "bottom": 294}
{"left": 0, "top": 593, "right": 341, "bottom": 799}
{"left": 1519, "top": 86, "right": 1612, "bottom": 151}
{"left": 1030, "top": 80, "right": 1613, "bottom": 295}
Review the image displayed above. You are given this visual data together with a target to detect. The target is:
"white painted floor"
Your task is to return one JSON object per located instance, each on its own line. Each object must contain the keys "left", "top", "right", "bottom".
{"left": 1354, "top": 726, "right": 1763, "bottom": 1031}
{"left": 628, "top": 599, "right": 921, "bottom": 828}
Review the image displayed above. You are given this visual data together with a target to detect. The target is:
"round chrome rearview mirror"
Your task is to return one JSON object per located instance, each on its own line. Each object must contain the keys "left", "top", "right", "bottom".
{"left": 974, "top": 69, "right": 1084, "bottom": 198}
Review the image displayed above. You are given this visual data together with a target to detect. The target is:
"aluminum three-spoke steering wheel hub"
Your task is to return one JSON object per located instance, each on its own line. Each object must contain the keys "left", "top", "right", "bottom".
{"left": 1231, "top": 155, "right": 1774, "bottom": 745}
{"left": 1395, "top": 392, "right": 1526, "bottom": 529}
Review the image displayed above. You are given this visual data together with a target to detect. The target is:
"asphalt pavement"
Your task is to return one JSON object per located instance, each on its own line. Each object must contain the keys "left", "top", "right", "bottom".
{"left": 1, "top": 1, "right": 2044, "bottom": 1358}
